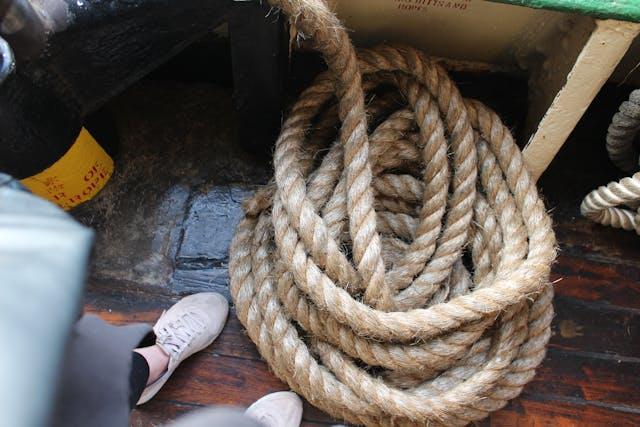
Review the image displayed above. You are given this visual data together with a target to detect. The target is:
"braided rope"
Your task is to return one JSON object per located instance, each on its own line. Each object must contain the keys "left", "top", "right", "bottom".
{"left": 581, "top": 89, "right": 640, "bottom": 234}
{"left": 229, "top": 1, "right": 557, "bottom": 425}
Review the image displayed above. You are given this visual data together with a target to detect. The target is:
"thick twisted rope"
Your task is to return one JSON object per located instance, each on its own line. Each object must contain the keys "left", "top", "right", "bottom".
{"left": 581, "top": 89, "right": 640, "bottom": 233}
{"left": 229, "top": 1, "right": 557, "bottom": 425}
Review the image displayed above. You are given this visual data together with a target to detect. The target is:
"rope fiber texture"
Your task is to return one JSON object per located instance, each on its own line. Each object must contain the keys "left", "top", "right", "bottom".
{"left": 229, "top": 1, "right": 557, "bottom": 425}
{"left": 581, "top": 89, "right": 640, "bottom": 233}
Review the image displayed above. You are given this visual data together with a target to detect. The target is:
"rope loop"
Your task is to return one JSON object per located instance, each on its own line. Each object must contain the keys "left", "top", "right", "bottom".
{"left": 230, "top": 1, "right": 557, "bottom": 425}
{"left": 582, "top": 89, "right": 640, "bottom": 234}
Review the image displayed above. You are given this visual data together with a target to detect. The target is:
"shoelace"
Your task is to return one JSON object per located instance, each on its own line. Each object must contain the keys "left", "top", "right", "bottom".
{"left": 156, "top": 311, "right": 206, "bottom": 357}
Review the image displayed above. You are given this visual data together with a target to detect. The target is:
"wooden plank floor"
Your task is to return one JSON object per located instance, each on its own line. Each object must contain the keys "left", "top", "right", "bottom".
{"left": 74, "top": 76, "right": 640, "bottom": 426}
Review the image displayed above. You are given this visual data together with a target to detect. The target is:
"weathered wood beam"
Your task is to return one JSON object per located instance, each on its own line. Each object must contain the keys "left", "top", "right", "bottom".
{"left": 523, "top": 19, "right": 640, "bottom": 180}
{"left": 229, "top": 0, "right": 289, "bottom": 154}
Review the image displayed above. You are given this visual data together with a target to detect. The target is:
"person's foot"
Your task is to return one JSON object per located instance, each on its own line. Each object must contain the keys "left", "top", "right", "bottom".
{"left": 136, "top": 292, "right": 229, "bottom": 405}
{"left": 245, "top": 391, "right": 303, "bottom": 427}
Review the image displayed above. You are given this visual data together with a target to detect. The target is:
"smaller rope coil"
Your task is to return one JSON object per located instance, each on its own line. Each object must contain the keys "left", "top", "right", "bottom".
{"left": 230, "top": 1, "right": 557, "bottom": 425}
{"left": 581, "top": 89, "right": 640, "bottom": 233}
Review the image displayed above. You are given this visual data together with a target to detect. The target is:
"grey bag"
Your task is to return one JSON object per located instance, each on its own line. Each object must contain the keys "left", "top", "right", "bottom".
{"left": 0, "top": 174, "right": 93, "bottom": 427}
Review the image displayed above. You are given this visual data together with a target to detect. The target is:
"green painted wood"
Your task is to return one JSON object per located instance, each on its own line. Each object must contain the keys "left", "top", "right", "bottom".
{"left": 487, "top": 0, "right": 640, "bottom": 22}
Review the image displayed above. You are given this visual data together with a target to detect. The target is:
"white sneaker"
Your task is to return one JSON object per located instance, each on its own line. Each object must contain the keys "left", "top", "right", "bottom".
{"left": 245, "top": 391, "right": 303, "bottom": 427}
{"left": 136, "top": 292, "right": 229, "bottom": 405}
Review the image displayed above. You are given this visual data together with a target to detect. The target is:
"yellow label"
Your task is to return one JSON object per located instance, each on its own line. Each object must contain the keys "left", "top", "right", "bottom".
{"left": 21, "top": 128, "right": 114, "bottom": 210}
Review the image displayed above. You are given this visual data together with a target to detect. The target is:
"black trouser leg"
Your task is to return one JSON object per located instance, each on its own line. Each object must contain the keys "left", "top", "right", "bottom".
{"left": 129, "top": 352, "right": 150, "bottom": 409}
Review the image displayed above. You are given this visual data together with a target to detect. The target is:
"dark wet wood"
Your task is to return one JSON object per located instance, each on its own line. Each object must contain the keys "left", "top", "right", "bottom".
{"left": 229, "top": 0, "right": 289, "bottom": 155}
{"left": 77, "top": 79, "right": 640, "bottom": 426}
{"left": 552, "top": 254, "right": 640, "bottom": 308}
{"left": 489, "top": 397, "right": 640, "bottom": 426}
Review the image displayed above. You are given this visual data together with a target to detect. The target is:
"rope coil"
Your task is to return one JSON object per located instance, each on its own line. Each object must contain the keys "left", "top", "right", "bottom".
{"left": 230, "top": 1, "right": 557, "bottom": 425}
{"left": 581, "top": 90, "right": 640, "bottom": 233}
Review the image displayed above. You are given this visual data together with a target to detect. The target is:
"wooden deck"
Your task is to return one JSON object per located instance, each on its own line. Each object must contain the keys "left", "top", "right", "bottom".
{"left": 75, "top": 70, "right": 640, "bottom": 426}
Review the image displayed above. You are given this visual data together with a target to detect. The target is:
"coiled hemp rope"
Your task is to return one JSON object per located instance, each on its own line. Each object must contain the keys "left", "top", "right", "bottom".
{"left": 581, "top": 90, "right": 640, "bottom": 233}
{"left": 229, "top": 1, "right": 557, "bottom": 425}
